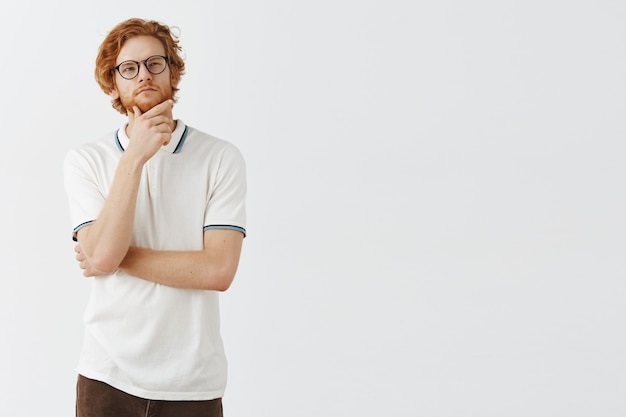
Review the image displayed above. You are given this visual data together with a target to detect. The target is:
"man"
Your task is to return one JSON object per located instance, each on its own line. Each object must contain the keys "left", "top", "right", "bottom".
{"left": 64, "top": 18, "right": 246, "bottom": 417}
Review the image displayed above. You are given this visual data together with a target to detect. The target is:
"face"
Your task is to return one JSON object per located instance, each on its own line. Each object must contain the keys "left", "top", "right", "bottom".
{"left": 110, "top": 35, "right": 178, "bottom": 113}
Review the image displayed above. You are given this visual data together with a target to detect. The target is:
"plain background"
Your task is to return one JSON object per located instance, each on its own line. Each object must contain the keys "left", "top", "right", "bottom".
{"left": 1, "top": 0, "right": 625, "bottom": 416}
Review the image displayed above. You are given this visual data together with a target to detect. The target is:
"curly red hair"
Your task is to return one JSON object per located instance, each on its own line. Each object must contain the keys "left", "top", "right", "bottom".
{"left": 95, "top": 18, "right": 186, "bottom": 114}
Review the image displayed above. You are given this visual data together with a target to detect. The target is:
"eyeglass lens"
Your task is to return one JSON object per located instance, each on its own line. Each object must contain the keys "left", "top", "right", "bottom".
{"left": 117, "top": 56, "right": 167, "bottom": 80}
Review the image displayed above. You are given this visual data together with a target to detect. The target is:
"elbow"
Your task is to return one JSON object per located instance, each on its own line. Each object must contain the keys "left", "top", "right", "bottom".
{"left": 76, "top": 231, "right": 126, "bottom": 275}
{"left": 213, "top": 281, "right": 232, "bottom": 292}
{"left": 89, "top": 257, "right": 120, "bottom": 275}
{"left": 212, "top": 273, "right": 235, "bottom": 292}
{"left": 88, "top": 250, "right": 124, "bottom": 275}
{"left": 204, "top": 267, "right": 237, "bottom": 292}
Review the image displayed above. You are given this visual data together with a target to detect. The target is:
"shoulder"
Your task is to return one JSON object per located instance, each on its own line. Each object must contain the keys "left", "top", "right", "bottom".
{"left": 182, "top": 125, "right": 245, "bottom": 162}
{"left": 64, "top": 131, "right": 119, "bottom": 167}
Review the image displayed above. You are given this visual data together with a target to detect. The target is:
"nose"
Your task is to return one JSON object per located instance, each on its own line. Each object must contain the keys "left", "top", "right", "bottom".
{"left": 137, "top": 62, "right": 152, "bottom": 81}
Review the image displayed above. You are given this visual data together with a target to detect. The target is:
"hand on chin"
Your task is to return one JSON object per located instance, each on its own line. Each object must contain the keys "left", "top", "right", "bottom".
{"left": 127, "top": 97, "right": 162, "bottom": 114}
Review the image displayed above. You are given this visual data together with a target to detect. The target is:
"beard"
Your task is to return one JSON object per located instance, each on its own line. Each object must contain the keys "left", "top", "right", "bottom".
{"left": 120, "top": 85, "right": 174, "bottom": 114}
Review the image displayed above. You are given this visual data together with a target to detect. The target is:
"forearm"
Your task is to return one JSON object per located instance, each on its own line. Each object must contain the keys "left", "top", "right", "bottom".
{"left": 119, "top": 245, "right": 240, "bottom": 291}
{"left": 74, "top": 101, "right": 180, "bottom": 274}
{"left": 78, "top": 154, "right": 144, "bottom": 273}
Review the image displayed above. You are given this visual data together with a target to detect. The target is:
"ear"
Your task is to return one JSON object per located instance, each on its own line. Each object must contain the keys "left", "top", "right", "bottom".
{"left": 170, "top": 69, "right": 180, "bottom": 89}
{"left": 109, "top": 88, "right": 119, "bottom": 100}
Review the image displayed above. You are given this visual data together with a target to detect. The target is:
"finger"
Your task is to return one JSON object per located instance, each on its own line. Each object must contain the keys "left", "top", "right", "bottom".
{"left": 126, "top": 106, "right": 140, "bottom": 123}
{"left": 142, "top": 99, "right": 173, "bottom": 118}
{"left": 143, "top": 114, "right": 174, "bottom": 130}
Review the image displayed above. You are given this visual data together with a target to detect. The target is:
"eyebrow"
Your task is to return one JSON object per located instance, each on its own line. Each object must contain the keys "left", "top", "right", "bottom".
{"left": 115, "top": 52, "right": 167, "bottom": 64}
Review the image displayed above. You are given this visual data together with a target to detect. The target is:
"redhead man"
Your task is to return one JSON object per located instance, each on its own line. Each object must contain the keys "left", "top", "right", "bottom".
{"left": 64, "top": 18, "right": 246, "bottom": 417}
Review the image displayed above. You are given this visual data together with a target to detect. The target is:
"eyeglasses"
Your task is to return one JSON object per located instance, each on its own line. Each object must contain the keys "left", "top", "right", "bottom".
{"left": 114, "top": 55, "right": 169, "bottom": 80}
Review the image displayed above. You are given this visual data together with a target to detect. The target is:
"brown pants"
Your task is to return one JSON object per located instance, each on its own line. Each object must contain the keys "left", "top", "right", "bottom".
{"left": 76, "top": 375, "right": 223, "bottom": 417}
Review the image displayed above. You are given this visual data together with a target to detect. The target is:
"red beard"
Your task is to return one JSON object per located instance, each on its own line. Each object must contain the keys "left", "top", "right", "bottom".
{"left": 120, "top": 85, "right": 173, "bottom": 114}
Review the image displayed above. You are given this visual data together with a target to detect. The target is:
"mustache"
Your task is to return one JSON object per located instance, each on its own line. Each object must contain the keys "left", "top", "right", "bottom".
{"left": 134, "top": 85, "right": 158, "bottom": 94}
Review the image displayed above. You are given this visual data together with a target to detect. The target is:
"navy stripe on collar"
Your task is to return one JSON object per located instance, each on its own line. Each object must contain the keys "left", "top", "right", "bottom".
{"left": 173, "top": 125, "right": 189, "bottom": 154}
{"left": 115, "top": 130, "right": 124, "bottom": 152}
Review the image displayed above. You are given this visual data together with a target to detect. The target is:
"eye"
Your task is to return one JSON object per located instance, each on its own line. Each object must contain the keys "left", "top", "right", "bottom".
{"left": 147, "top": 58, "right": 165, "bottom": 71}
{"left": 119, "top": 63, "right": 137, "bottom": 74}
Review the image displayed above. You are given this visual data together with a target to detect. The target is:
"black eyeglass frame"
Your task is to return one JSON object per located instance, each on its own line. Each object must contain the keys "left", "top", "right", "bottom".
{"left": 113, "top": 55, "right": 169, "bottom": 80}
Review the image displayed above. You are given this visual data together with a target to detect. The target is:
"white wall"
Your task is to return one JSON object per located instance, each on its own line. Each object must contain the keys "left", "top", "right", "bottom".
{"left": 1, "top": 1, "right": 625, "bottom": 416}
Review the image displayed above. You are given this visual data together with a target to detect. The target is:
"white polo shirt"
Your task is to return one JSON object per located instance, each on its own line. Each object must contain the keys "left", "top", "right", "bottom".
{"left": 64, "top": 120, "right": 246, "bottom": 401}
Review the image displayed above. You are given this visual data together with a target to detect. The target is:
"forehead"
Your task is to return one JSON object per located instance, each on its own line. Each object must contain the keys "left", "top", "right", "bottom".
{"left": 117, "top": 36, "right": 165, "bottom": 63}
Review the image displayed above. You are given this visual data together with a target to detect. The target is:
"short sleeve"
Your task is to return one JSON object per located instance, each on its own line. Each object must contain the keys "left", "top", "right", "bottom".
{"left": 63, "top": 148, "right": 105, "bottom": 241}
{"left": 203, "top": 144, "right": 247, "bottom": 236}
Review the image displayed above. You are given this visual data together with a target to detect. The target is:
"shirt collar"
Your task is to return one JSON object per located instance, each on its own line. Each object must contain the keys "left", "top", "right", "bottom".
{"left": 115, "top": 120, "right": 188, "bottom": 154}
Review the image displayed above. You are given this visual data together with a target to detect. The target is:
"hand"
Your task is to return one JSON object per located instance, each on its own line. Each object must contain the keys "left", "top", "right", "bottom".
{"left": 74, "top": 244, "right": 108, "bottom": 277}
{"left": 125, "top": 99, "right": 175, "bottom": 164}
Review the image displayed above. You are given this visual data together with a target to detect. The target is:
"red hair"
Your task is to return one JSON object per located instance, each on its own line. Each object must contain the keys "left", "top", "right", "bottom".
{"left": 95, "top": 18, "right": 186, "bottom": 114}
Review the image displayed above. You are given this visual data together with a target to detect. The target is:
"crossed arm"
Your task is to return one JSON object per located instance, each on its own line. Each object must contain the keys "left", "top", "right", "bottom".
{"left": 73, "top": 100, "right": 243, "bottom": 291}
{"left": 75, "top": 228, "right": 243, "bottom": 291}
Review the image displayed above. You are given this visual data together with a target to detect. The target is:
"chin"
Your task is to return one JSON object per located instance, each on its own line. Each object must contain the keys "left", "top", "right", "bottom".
{"left": 137, "top": 102, "right": 158, "bottom": 113}
{"left": 124, "top": 94, "right": 171, "bottom": 114}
